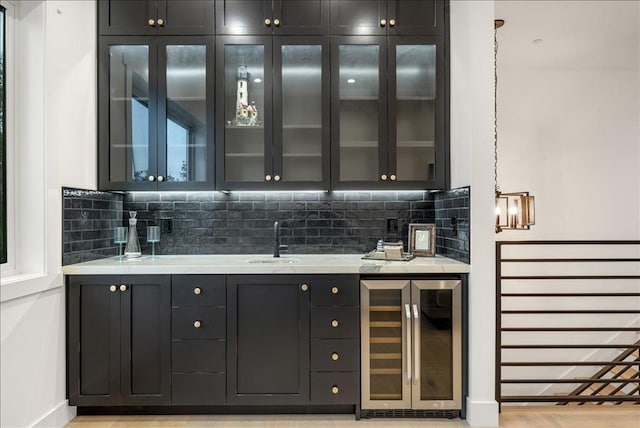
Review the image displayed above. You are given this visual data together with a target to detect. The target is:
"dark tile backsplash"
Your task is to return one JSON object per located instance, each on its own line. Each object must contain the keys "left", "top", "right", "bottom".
{"left": 62, "top": 187, "right": 470, "bottom": 264}
{"left": 434, "top": 186, "right": 470, "bottom": 263}
{"left": 62, "top": 188, "right": 123, "bottom": 265}
{"left": 123, "top": 191, "right": 434, "bottom": 255}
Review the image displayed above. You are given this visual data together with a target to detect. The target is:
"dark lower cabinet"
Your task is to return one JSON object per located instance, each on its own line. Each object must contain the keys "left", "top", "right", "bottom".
{"left": 226, "top": 275, "right": 310, "bottom": 404}
{"left": 67, "top": 275, "right": 171, "bottom": 406}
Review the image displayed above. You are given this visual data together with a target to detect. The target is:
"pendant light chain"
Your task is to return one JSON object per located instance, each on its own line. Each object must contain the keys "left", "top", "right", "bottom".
{"left": 494, "top": 24, "right": 500, "bottom": 194}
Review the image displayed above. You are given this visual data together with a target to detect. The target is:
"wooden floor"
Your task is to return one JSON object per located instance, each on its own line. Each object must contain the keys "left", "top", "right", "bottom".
{"left": 66, "top": 406, "right": 640, "bottom": 427}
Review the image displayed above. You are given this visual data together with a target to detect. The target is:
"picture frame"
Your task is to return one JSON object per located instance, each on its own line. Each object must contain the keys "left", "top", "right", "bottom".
{"left": 408, "top": 223, "right": 436, "bottom": 257}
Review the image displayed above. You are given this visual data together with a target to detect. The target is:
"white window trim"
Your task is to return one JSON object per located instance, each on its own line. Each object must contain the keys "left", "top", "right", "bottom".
{"left": 0, "top": 0, "right": 16, "bottom": 277}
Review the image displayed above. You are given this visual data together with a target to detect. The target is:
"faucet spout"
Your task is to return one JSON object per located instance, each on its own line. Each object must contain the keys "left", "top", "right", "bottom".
{"left": 273, "top": 221, "right": 288, "bottom": 258}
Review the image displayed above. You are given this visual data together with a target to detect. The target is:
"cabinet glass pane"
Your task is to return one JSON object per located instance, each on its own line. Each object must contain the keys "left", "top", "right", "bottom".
{"left": 166, "top": 45, "right": 207, "bottom": 183}
{"left": 224, "top": 45, "right": 265, "bottom": 182}
{"left": 395, "top": 45, "right": 436, "bottom": 181}
{"left": 338, "top": 45, "right": 379, "bottom": 181}
{"left": 368, "top": 289, "right": 403, "bottom": 400}
{"left": 419, "top": 289, "right": 453, "bottom": 400}
{"left": 109, "top": 45, "right": 150, "bottom": 182}
{"left": 281, "top": 45, "right": 322, "bottom": 182}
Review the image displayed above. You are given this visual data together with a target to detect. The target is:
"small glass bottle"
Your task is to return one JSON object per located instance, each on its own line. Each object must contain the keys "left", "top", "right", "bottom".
{"left": 124, "top": 211, "right": 142, "bottom": 258}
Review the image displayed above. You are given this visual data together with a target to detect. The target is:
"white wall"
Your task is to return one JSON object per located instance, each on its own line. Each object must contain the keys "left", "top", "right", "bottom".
{"left": 0, "top": 1, "right": 96, "bottom": 427}
{"left": 449, "top": 1, "right": 499, "bottom": 426}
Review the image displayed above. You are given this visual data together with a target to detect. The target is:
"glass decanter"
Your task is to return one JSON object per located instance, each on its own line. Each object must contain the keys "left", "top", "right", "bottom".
{"left": 124, "top": 211, "right": 142, "bottom": 258}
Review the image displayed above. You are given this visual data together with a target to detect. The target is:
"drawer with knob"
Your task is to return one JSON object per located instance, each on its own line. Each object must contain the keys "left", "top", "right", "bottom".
{"left": 310, "top": 275, "right": 359, "bottom": 306}
{"left": 172, "top": 307, "right": 225, "bottom": 340}
{"left": 172, "top": 275, "right": 225, "bottom": 307}
{"left": 311, "top": 307, "right": 359, "bottom": 339}
{"left": 310, "top": 339, "right": 359, "bottom": 372}
{"left": 310, "top": 372, "right": 359, "bottom": 405}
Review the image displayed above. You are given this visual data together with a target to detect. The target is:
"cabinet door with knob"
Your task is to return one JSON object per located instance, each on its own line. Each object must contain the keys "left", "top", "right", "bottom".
{"left": 67, "top": 275, "right": 171, "bottom": 406}
{"left": 226, "top": 275, "right": 310, "bottom": 404}
{"left": 216, "top": 0, "right": 328, "bottom": 35}
{"left": 330, "top": 0, "right": 440, "bottom": 36}
{"left": 216, "top": 36, "right": 330, "bottom": 190}
{"left": 99, "top": 0, "right": 215, "bottom": 36}
{"left": 98, "top": 35, "right": 214, "bottom": 191}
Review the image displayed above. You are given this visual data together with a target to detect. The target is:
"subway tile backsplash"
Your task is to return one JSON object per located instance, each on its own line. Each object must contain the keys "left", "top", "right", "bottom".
{"left": 62, "top": 188, "right": 123, "bottom": 265}
{"left": 62, "top": 187, "right": 470, "bottom": 265}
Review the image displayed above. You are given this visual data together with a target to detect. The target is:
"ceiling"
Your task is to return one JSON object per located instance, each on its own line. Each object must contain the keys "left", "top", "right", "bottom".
{"left": 494, "top": 0, "right": 639, "bottom": 69}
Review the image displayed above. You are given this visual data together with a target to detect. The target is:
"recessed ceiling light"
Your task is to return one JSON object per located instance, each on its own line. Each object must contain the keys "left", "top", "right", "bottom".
{"left": 532, "top": 38, "right": 544, "bottom": 45}
{"left": 347, "top": 78, "right": 356, "bottom": 84}
{"left": 253, "top": 78, "right": 262, "bottom": 83}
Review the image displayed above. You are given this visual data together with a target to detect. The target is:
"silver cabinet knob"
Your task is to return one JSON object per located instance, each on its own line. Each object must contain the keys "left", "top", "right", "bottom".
{"left": 389, "top": 18, "right": 396, "bottom": 27}
{"left": 264, "top": 18, "right": 272, "bottom": 26}
{"left": 301, "top": 284, "right": 309, "bottom": 292}
{"left": 331, "top": 319, "right": 339, "bottom": 328}
{"left": 148, "top": 18, "right": 156, "bottom": 26}
{"left": 380, "top": 19, "right": 387, "bottom": 27}
{"left": 148, "top": 175, "right": 155, "bottom": 182}
{"left": 119, "top": 285, "right": 128, "bottom": 292}
{"left": 390, "top": 174, "right": 397, "bottom": 181}
{"left": 109, "top": 285, "right": 117, "bottom": 292}
{"left": 381, "top": 174, "right": 388, "bottom": 181}
{"left": 193, "top": 287, "right": 202, "bottom": 295}
{"left": 157, "top": 175, "right": 165, "bottom": 182}
{"left": 273, "top": 18, "right": 280, "bottom": 26}
{"left": 193, "top": 320, "right": 202, "bottom": 329}
{"left": 331, "top": 286, "right": 339, "bottom": 294}
{"left": 157, "top": 18, "right": 165, "bottom": 27}
{"left": 331, "top": 385, "right": 339, "bottom": 394}
{"left": 331, "top": 352, "right": 339, "bottom": 361}
{"left": 265, "top": 174, "right": 272, "bottom": 181}
{"left": 274, "top": 175, "right": 281, "bottom": 182}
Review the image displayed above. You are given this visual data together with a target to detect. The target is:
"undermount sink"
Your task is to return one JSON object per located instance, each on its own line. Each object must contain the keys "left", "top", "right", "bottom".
{"left": 246, "top": 257, "right": 299, "bottom": 264}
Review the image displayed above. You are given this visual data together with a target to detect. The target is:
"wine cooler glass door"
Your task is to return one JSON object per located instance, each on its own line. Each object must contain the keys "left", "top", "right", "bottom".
{"left": 360, "top": 280, "right": 411, "bottom": 409}
{"left": 410, "top": 280, "right": 462, "bottom": 410}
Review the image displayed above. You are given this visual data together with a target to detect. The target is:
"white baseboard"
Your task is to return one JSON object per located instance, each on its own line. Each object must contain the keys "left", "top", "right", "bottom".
{"left": 32, "top": 400, "right": 76, "bottom": 428}
{"left": 466, "top": 397, "right": 499, "bottom": 427}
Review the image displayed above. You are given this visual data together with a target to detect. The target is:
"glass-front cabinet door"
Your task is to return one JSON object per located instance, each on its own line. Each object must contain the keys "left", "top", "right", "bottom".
{"left": 361, "top": 280, "right": 411, "bottom": 409}
{"left": 331, "top": 37, "right": 387, "bottom": 189}
{"left": 273, "top": 38, "right": 329, "bottom": 188}
{"left": 410, "top": 280, "right": 462, "bottom": 410}
{"left": 388, "top": 37, "right": 443, "bottom": 187}
{"left": 216, "top": 36, "right": 271, "bottom": 189}
{"left": 100, "top": 37, "right": 158, "bottom": 190}
{"left": 157, "top": 37, "right": 213, "bottom": 190}
{"left": 216, "top": 36, "right": 329, "bottom": 190}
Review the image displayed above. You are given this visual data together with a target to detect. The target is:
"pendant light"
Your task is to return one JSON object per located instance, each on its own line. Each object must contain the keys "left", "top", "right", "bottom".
{"left": 494, "top": 19, "right": 536, "bottom": 233}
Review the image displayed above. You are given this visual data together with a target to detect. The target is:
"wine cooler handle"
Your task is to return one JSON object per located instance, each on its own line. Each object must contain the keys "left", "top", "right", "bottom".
{"left": 405, "top": 304, "right": 412, "bottom": 383}
{"left": 413, "top": 304, "right": 420, "bottom": 385}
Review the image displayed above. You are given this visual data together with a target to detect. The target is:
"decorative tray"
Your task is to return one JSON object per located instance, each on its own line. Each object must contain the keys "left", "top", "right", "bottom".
{"left": 361, "top": 251, "right": 415, "bottom": 262}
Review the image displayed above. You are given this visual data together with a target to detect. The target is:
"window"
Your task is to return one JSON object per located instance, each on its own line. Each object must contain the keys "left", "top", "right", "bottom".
{"left": 0, "top": 5, "right": 6, "bottom": 264}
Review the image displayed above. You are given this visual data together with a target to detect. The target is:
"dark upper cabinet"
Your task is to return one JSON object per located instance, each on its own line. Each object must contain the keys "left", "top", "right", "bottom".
{"left": 67, "top": 275, "right": 171, "bottom": 406}
{"left": 331, "top": 35, "right": 446, "bottom": 190}
{"left": 330, "top": 0, "right": 442, "bottom": 36}
{"left": 216, "top": 0, "right": 329, "bottom": 35}
{"left": 226, "top": 275, "right": 310, "bottom": 404}
{"left": 99, "top": 0, "right": 215, "bottom": 36}
{"left": 216, "top": 36, "right": 330, "bottom": 190}
{"left": 98, "top": 36, "right": 214, "bottom": 191}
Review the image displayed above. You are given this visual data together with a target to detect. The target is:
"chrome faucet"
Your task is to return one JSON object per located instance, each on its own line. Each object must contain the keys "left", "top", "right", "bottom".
{"left": 273, "top": 221, "right": 288, "bottom": 258}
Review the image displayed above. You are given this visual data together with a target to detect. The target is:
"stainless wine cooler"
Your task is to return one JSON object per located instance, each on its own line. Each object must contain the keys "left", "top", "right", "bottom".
{"left": 360, "top": 279, "right": 462, "bottom": 412}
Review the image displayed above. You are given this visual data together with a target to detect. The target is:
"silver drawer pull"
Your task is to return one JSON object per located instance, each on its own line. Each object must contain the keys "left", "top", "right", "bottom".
{"left": 331, "top": 286, "right": 339, "bottom": 294}
{"left": 331, "top": 385, "right": 339, "bottom": 394}
{"left": 193, "top": 287, "right": 202, "bottom": 295}
{"left": 193, "top": 320, "right": 202, "bottom": 329}
{"left": 331, "top": 319, "right": 339, "bottom": 328}
{"left": 331, "top": 352, "right": 339, "bottom": 361}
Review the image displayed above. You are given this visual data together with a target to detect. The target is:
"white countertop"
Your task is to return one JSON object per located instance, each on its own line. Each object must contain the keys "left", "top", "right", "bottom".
{"left": 62, "top": 254, "right": 470, "bottom": 275}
